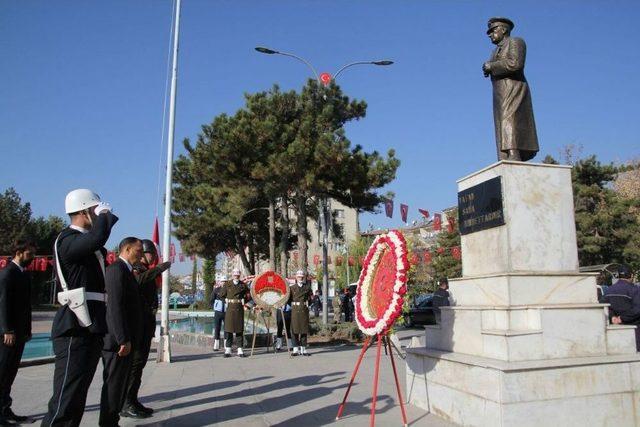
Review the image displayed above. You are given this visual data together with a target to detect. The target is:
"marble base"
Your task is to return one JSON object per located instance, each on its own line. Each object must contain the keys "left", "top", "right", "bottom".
{"left": 406, "top": 348, "right": 640, "bottom": 427}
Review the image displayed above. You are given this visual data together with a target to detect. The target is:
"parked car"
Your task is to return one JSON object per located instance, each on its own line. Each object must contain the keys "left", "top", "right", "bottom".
{"left": 403, "top": 294, "right": 436, "bottom": 327}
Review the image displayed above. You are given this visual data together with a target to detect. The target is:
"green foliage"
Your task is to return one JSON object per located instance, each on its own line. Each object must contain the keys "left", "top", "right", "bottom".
{"left": 172, "top": 81, "right": 399, "bottom": 274}
{"left": 333, "top": 236, "right": 373, "bottom": 290}
{"left": 0, "top": 188, "right": 66, "bottom": 255}
{"left": 405, "top": 232, "right": 435, "bottom": 303}
{"left": 191, "top": 258, "right": 198, "bottom": 296}
{"left": 0, "top": 188, "right": 32, "bottom": 254}
{"left": 431, "top": 211, "right": 462, "bottom": 282}
{"left": 202, "top": 258, "right": 215, "bottom": 307}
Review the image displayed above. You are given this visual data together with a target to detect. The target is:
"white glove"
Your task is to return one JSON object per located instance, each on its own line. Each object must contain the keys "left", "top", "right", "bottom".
{"left": 94, "top": 202, "right": 112, "bottom": 215}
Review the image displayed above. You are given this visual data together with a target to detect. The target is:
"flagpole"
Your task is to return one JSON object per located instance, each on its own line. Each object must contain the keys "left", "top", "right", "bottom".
{"left": 158, "top": 0, "right": 181, "bottom": 363}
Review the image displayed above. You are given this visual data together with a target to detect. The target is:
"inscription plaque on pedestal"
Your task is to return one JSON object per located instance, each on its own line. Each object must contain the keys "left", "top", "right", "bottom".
{"left": 458, "top": 176, "right": 505, "bottom": 235}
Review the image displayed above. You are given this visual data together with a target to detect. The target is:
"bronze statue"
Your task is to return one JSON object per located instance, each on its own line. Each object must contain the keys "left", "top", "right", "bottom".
{"left": 483, "top": 17, "right": 539, "bottom": 162}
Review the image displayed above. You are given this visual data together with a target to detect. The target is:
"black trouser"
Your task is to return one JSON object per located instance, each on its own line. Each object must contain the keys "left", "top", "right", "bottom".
{"left": 291, "top": 333, "right": 307, "bottom": 347}
{"left": 343, "top": 305, "right": 351, "bottom": 322}
{"left": 213, "top": 311, "right": 224, "bottom": 340}
{"left": 124, "top": 317, "right": 154, "bottom": 407}
{"left": 41, "top": 334, "right": 103, "bottom": 427}
{"left": 99, "top": 349, "right": 132, "bottom": 426}
{"left": 224, "top": 332, "right": 243, "bottom": 348}
{"left": 0, "top": 340, "right": 26, "bottom": 414}
{"left": 276, "top": 311, "right": 291, "bottom": 338}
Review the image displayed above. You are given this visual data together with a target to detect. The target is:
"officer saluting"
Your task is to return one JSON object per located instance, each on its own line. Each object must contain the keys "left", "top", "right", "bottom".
{"left": 42, "top": 189, "right": 118, "bottom": 426}
{"left": 217, "top": 269, "right": 250, "bottom": 358}
{"left": 121, "top": 240, "right": 170, "bottom": 418}
{"left": 289, "top": 270, "right": 312, "bottom": 357}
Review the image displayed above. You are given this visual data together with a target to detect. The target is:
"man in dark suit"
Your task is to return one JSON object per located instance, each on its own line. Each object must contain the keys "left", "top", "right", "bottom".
{"left": 121, "top": 239, "right": 169, "bottom": 419}
{"left": 42, "top": 189, "right": 118, "bottom": 427}
{"left": 603, "top": 265, "right": 640, "bottom": 350}
{"left": 99, "top": 237, "right": 144, "bottom": 426}
{"left": 0, "top": 240, "right": 35, "bottom": 425}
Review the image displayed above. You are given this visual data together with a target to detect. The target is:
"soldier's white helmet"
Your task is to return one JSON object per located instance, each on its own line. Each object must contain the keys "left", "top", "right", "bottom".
{"left": 232, "top": 268, "right": 241, "bottom": 276}
{"left": 296, "top": 270, "right": 305, "bottom": 277}
{"left": 65, "top": 189, "right": 101, "bottom": 214}
{"left": 219, "top": 275, "right": 228, "bottom": 281}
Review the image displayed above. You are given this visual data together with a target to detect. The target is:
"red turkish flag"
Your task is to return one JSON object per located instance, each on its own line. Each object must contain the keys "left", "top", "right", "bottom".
{"left": 385, "top": 200, "right": 394, "bottom": 218}
{"left": 447, "top": 215, "right": 456, "bottom": 233}
{"left": 418, "top": 209, "right": 430, "bottom": 219}
{"left": 320, "top": 72, "right": 332, "bottom": 86}
{"left": 452, "top": 246, "right": 462, "bottom": 260}
{"left": 106, "top": 252, "right": 117, "bottom": 265}
{"left": 0, "top": 258, "right": 6, "bottom": 269}
{"left": 313, "top": 255, "right": 320, "bottom": 265}
{"left": 423, "top": 251, "right": 432, "bottom": 264}
{"left": 400, "top": 203, "right": 409, "bottom": 223}
{"left": 437, "top": 247, "right": 445, "bottom": 255}
{"left": 433, "top": 213, "right": 442, "bottom": 231}
{"left": 348, "top": 256, "right": 355, "bottom": 266}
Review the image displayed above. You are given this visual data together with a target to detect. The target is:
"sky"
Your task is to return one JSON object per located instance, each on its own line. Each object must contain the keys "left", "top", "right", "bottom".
{"left": 1, "top": 1, "right": 639, "bottom": 274}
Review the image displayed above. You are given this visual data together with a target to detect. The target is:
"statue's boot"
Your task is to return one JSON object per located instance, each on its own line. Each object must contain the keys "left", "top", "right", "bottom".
{"left": 508, "top": 150, "right": 522, "bottom": 161}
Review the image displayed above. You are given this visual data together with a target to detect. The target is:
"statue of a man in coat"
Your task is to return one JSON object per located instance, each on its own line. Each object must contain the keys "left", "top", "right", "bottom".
{"left": 483, "top": 17, "right": 539, "bottom": 162}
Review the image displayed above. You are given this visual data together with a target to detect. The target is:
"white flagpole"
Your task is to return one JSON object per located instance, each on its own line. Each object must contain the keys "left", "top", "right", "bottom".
{"left": 158, "top": 0, "right": 181, "bottom": 363}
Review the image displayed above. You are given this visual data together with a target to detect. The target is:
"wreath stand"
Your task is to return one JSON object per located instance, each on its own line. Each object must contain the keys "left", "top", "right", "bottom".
{"left": 273, "top": 307, "right": 293, "bottom": 358}
{"left": 249, "top": 308, "right": 273, "bottom": 357}
{"left": 336, "top": 332, "right": 408, "bottom": 427}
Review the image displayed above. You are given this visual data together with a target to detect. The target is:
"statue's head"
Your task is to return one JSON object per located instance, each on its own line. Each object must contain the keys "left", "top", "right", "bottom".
{"left": 487, "top": 17, "right": 514, "bottom": 44}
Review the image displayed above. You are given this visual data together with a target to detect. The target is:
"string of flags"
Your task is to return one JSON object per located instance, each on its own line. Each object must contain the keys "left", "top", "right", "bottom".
{"left": 308, "top": 245, "right": 461, "bottom": 267}
{"left": 384, "top": 200, "right": 459, "bottom": 233}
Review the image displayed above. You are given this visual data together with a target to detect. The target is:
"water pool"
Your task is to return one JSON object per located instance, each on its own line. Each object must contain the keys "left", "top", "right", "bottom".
{"left": 22, "top": 333, "right": 54, "bottom": 360}
{"left": 170, "top": 315, "right": 271, "bottom": 335}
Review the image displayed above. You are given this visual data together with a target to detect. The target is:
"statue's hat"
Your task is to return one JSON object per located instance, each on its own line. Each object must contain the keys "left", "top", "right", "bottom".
{"left": 487, "top": 17, "right": 514, "bottom": 34}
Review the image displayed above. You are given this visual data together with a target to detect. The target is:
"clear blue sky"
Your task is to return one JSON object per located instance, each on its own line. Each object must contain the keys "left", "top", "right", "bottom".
{"left": 1, "top": 1, "right": 639, "bottom": 272}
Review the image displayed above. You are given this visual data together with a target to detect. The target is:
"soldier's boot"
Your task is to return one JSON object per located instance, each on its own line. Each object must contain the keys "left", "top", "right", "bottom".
{"left": 237, "top": 347, "right": 245, "bottom": 358}
{"left": 301, "top": 346, "right": 310, "bottom": 356}
{"left": 213, "top": 339, "right": 220, "bottom": 351}
{"left": 276, "top": 337, "right": 282, "bottom": 351}
{"left": 292, "top": 346, "right": 299, "bottom": 356}
{"left": 224, "top": 347, "right": 232, "bottom": 358}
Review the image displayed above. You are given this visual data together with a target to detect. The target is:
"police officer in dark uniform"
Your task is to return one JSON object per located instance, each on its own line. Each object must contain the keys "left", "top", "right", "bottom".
{"left": 121, "top": 239, "right": 170, "bottom": 418}
{"left": 0, "top": 240, "right": 35, "bottom": 425}
{"left": 603, "top": 265, "right": 640, "bottom": 350}
{"left": 42, "top": 189, "right": 118, "bottom": 427}
{"left": 210, "top": 277, "right": 227, "bottom": 352}
{"left": 289, "top": 270, "right": 312, "bottom": 357}
{"left": 218, "top": 269, "right": 250, "bottom": 357}
{"left": 99, "top": 237, "right": 144, "bottom": 426}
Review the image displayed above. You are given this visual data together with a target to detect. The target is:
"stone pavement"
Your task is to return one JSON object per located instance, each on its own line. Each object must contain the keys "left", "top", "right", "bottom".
{"left": 11, "top": 329, "right": 454, "bottom": 426}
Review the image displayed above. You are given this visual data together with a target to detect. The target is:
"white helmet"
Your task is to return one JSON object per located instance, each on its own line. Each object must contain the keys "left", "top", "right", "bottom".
{"left": 232, "top": 268, "right": 241, "bottom": 276}
{"left": 296, "top": 270, "right": 305, "bottom": 277}
{"left": 65, "top": 189, "right": 101, "bottom": 214}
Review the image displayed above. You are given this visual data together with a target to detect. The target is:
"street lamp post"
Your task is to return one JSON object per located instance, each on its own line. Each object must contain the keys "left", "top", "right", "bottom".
{"left": 255, "top": 46, "right": 393, "bottom": 325}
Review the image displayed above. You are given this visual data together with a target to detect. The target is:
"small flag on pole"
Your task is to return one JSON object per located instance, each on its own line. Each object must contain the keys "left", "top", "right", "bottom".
{"left": 418, "top": 209, "right": 430, "bottom": 219}
{"left": 433, "top": 213, "right": 442, "bottom": 231}
{"left": 400, "top": 203, "right": 409, "bottom": 223}
{"left": 385, "top": 200, "right": 394, "bottom": 218}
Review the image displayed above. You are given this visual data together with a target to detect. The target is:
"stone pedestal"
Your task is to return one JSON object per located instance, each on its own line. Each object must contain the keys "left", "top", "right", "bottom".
{"left": 406, "top": 161, "right": 640, "bottom": 426}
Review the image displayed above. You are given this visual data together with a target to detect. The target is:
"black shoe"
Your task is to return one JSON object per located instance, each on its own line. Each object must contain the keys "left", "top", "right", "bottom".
{"left": 120, "top": 406, "right": 151, "bottom": 419}
{"left": 302, "top": 352, "right": 311, "bottom": 357}
{"left": 134, "top": 401, "right": 154, "bottom": 415}
{"left": 0, "top": 416, "right": 11, "bottom": 427}
{"left": 224, "top": 352, "right": 231, "bottom": 358}
{"left": 3, "top": 408, "right": 30, "bottom": 422}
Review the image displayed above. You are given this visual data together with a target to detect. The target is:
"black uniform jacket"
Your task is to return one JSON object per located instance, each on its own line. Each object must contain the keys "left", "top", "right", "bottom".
{"left": 0, "top": 262, "right": 32, "bottom": 339}
{"left": 52, "top": 211, "right": 118, "bottom": 338}
{"left": 133, "top": 263, "right": 161, "bottom": 313}
{"left": 103, "top": 259, "right": 143, "bottom": 351}
{"left": 603, "top": 279, "right": 640, "bottom": 324}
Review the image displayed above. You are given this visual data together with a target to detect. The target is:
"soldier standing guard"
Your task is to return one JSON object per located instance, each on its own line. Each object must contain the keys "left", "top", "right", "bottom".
{"left": 289, "top": 270, "right": 312, "bottom": 357}
{"left": 211, "top": 277, "right": 227, "bottom": 351}
{"left": 218, "top": 269, "right": 250, "bottom": 358}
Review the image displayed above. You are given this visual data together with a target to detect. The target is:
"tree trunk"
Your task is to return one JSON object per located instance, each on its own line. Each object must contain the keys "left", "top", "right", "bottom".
{"left": 295, "top": 194, "right": 309, "bottom": 274}
{"left": 279, "top": 196, "right": 290, "bottom": 277}
{"left": 248, "top": 240, "right": 256, "bottom": 276}
{"left": 235, "top": 230, "right": 254, "bottom": 275}
{"left": 268, "top": 198, "right": 276, "bottom": 271}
